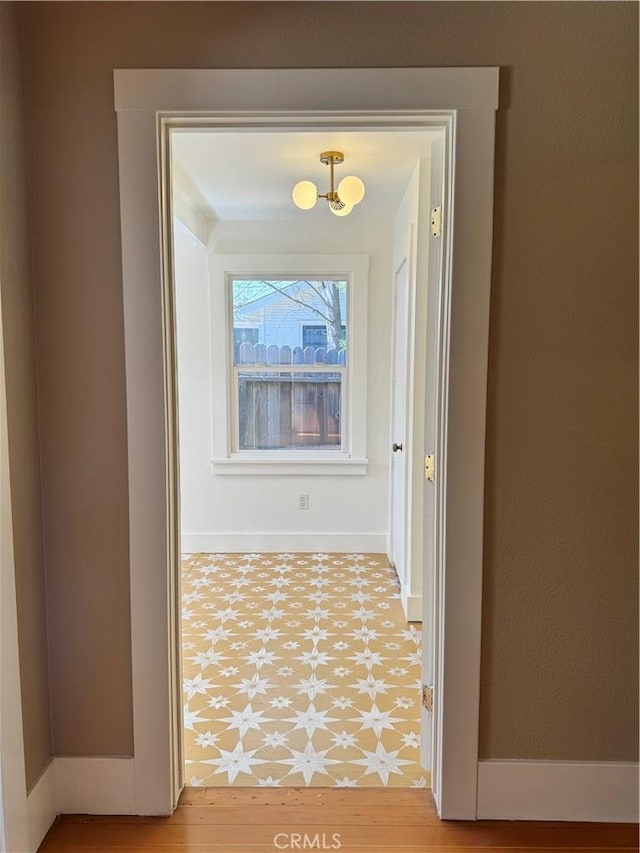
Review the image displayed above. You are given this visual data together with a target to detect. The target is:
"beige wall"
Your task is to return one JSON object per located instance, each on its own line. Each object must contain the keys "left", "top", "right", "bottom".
{"left": 0, "top": 2, "right": 51, "bottom": 789}
{"left": 17, "top": 1, "right": 638, "bottom": 761}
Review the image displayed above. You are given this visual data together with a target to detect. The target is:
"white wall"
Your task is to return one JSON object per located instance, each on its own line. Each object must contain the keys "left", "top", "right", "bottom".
{"left": 174, "top": 215, "right": 394, "bottom": 553}
{"left": 173, "top": 219, "right": 213, "bottom": 549}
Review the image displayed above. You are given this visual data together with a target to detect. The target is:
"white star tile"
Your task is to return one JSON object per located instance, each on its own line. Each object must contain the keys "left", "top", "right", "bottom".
{"left": 352, "top": 743, "right": 414, "bottom": 785}
{"left": 284, "top": 703, "right": 338, "bottom": 738}
{"left": 280, "top": 742, "right": 340, "bottom": 786}
{"left": 232, "top": 673, "right": 273, "bottom": 700}
{"left": 203, "top": 742, "right": 268, "bottom": 784}
{"left": 351, "top": 704, "right": 401, "bottom": 738}
{"left": 181, "top": 552, "right": 426, "bottom": 788}
{"left": 183, "top": 673, "right": 214, "bottom": 700}
{"left": 219, "top": 703, "right": 273, "bottom": 737}
{"left": 183, "top": 705, "right": 211, "bottom": 732}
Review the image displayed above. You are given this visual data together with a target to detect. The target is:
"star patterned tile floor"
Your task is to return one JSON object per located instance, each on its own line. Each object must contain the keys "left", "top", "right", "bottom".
{"left": 181, "top": 553, "right": 427, "bottom": 788}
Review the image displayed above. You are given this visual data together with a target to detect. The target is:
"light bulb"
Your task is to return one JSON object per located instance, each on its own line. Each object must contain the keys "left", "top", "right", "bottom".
{"left": 292, "top": 180, "right": 318, "bottom": 210}
{"left": 337, "top": 175, "right": 365, "bottom": 206}
{"left": 330, "top": 201, "right": 354, "bottom": 217}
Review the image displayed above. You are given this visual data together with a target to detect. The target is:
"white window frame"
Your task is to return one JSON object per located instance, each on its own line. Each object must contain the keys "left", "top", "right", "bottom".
{"left": 210, "top": 254, "right": 369, "bottom": 475}
{"left": 229, "top": 276, "right": 348, "bottom": 454}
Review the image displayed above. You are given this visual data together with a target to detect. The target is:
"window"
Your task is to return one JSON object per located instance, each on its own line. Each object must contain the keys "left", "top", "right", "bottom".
{"left": 210, "top": 254, "right": 369, "bottom": 474}
{"left": 232, "top": 279, "right": 347, "bottom": 451}
{"left": 302, "top": 324, "right": 347, "bottom": 349}
{"left": 232, "top": 325, "right": 260, "bottom": 364}
{"left": 233, "top": 325, "right": 259, "bottom": 346}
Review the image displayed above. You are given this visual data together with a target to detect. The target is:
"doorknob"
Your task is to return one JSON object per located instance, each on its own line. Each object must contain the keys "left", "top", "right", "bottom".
{"left": 392, "top": 443, "right": 403, "bottom": 453}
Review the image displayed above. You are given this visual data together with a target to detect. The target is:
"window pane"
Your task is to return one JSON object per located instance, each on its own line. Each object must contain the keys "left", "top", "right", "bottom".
{"left": 231, "top": 279, "right": 348, "bottom": 366}
{"left": 233, "top": 327, "right": 259, "bottom": 345}
{"left": 238, "top": 371, "right": 342, "bottom": 450}
{"left": 302, "top": 324, "right": 347, "bottom": 349}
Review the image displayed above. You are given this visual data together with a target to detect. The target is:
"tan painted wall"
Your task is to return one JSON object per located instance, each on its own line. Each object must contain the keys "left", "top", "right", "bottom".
{"left": 18, "top": 1, "right": 638, "bottom": 761}
{"left": 0, "top": 2, "right": 52, "bottom": 789}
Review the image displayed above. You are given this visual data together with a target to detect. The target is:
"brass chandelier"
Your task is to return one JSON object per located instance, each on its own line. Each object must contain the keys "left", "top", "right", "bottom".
{"left": 292, "top": 151, "right": 365, "bottom": 217}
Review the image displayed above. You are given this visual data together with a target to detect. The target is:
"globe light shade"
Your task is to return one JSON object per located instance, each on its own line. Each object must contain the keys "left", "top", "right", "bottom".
{"left": 330, "top": 201, "right": 354, "bottom": 217}
{"left": 337, "top": 175, "right": 365, "bottom": 206}
{"left": 292, "top": 180, "right": 318, "bottom": 210}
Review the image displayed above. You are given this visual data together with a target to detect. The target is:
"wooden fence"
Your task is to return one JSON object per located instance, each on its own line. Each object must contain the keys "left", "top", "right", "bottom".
{"left": 234, "top": 342, "right": 347, "bottom": 366}
{"left": 234, "top": 342, "right": 344, "bottom": 449}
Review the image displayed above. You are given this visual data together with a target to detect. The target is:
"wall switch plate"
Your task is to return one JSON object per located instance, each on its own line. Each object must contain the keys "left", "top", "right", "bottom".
{"left": 299, "top": 494, "right": 310, "bottom": 510}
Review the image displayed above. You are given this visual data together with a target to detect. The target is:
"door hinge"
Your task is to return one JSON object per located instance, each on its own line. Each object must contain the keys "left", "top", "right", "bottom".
{"left": 431, "top": 206, "right": 442, "bottom": 238}
{"left": 422, "top": 684, "right": 433, "bottom": 712}
{"left": 425, "top": 454, "right": 435, "bottom": 482}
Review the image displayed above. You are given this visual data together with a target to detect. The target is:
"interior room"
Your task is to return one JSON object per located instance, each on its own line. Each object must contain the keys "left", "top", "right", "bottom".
{"left": 172, "top": 129, "right": 436, "bottom": 787}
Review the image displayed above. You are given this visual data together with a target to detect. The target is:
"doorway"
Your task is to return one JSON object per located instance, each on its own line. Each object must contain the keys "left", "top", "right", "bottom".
{"left": 114, "top": 66, "right": 498, "bottom": 819}
{"left": 171, "top": 127, "right": 439, "bottom": 788}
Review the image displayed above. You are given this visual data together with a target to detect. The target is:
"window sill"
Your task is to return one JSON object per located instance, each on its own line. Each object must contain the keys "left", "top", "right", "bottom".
{"left": 211, "top": 456, "right": 369, "bottom": 476}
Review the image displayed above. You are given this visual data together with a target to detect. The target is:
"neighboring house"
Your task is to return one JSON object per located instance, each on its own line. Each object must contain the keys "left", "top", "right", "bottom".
{"left": 233, "top": 280, "right": 347, "bottom": 351}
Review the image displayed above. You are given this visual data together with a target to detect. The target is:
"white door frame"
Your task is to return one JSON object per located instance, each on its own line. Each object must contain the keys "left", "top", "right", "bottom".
{"left": 114, "top": 67, "right": 499, "bottom": 819}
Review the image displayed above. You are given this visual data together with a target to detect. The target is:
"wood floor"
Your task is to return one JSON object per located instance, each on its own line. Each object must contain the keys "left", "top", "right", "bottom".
{"left": 38, "top": 787, "right": 639, "bottom": 852}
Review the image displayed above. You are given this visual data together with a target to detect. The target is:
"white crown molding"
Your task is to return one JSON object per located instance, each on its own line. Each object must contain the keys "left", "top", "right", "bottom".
{"left": 172, "top": 189, "right": 210, "bottom": 248}
{"left": 477, "top": 759, "right": 640, "bottom": 823}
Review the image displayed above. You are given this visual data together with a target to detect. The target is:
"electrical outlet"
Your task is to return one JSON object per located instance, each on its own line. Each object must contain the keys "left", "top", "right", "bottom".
{"left": 298, "top": 494, "right": 310, "bottom": 510}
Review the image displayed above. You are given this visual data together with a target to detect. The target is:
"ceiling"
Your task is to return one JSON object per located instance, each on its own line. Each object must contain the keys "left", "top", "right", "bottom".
{"left": 171, "top": 129, "right": 437, "bottom": 223}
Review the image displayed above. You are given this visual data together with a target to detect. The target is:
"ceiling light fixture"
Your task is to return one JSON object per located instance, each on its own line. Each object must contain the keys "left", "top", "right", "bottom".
{"left": 292, "top": 151, "right": 365, "bottom": 217}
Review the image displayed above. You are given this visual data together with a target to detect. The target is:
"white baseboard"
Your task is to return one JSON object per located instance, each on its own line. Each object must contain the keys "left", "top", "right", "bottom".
{"left": 25, "top": 756, "right": 136, "bottom": 849}
{"left": 181, "top": 532, "right": 387, "bottom": 554}
{"left": 26, "top": 760, "right": 57, "bottom": 853}
{"left": 477, "top": 759, "right": 639, "bottom": 822}
{"left": 55, "top": 757, "right": 136, "bottom": 815}
{"left": 400, "top": 589, "right": 423, "bottom": 622}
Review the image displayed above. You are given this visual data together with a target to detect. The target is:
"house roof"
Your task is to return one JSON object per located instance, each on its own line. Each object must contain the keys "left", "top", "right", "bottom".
{"left": 233, "top": 279, "right": 346, "bottom": 314}
{"left": 232, "top": 280, "right": 299, "bottom": 310}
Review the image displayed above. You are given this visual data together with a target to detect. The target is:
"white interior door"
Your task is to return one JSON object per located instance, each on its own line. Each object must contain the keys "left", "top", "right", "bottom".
{"left": 389, "top": 251, "right": 410, "bottom": 590}
{"left": 389, "top": 162, "right": 423, "bottom": 623}
{"left": 389, "top": 143, "right": 446, "bottom": 778}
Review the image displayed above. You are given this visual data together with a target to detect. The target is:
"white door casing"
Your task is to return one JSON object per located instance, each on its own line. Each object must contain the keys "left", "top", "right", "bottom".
{"left": 420, "top": 134, "right": 447, "bottom": 778}
{"left": 0, "top": 269, "right": 30, "bottom": 853}
{"left": 114, "top": 67, "right": 499, "bottom": 819}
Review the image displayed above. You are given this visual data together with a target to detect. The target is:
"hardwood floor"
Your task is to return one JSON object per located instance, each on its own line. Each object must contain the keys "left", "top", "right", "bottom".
{"left": 38, "top": 788, "right": 639, "bottom": 852}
